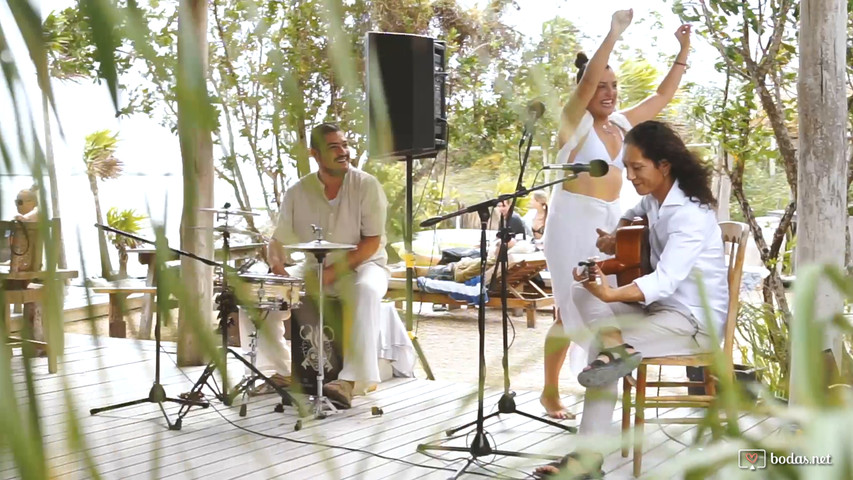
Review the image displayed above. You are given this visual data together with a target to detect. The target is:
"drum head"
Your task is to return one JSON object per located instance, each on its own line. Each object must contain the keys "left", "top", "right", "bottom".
{"left": 238, "top": 273, "right": 300, "bottom": 285}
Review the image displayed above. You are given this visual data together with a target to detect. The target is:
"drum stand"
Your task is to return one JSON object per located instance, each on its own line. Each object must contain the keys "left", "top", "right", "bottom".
{"left": 228, "top": 304, "right": 294, "bottom": 417}
{"left": 174, "top": 214, "right": 304, "bottom": 423}
{"left": 227, "top": 309, "right": 265, "bottom": 416}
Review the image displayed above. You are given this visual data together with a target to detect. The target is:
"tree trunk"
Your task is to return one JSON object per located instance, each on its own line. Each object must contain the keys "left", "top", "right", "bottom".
{"left": 88, "top": 173, "right": 114, "bottom": 279}
{"left": 118, "top": 248, "right": 128, "bottom": 279}
{"left": 791, "top": 0, "right": 848, "bottom": 405}
{"left": 714, "top": 147, "right": 731, "bottom": 221}
{"left": 42, "top": 92, "right": 66, "bottom": 269}
{"left": 177, "top": 0, "right": 215, "bottom": 366}
{"left": 294, "top": 86, "right": 310, "bottom": 178}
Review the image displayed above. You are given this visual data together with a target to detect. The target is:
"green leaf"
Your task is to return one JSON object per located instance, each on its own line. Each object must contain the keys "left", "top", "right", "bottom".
{"left": 80, "top": 0, "right": 120, "bottom": 111}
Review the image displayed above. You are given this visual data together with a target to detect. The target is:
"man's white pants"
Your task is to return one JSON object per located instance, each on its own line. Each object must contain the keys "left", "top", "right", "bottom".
{"left": 337, "top": 262, "right": 389, "bottom": 385}
{"left": 571, "top": 283, "right": 714, "bottom": 438}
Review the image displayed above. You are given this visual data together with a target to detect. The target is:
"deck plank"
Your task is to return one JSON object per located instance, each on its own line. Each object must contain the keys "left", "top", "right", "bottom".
{"left": 0, "top": 334, "right": 779, "bottom": 480}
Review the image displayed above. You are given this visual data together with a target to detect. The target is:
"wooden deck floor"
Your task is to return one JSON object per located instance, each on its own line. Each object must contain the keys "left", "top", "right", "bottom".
{"left": 1, "top": 334, "right": 777, "bottom": 479}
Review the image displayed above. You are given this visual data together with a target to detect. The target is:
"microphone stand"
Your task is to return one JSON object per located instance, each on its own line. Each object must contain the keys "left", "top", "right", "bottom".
{"left": 90, "top": 223, "right": 301, "bottom": 430}
{"left": 416, "top": 175, "right": 572, "bottom": 478}
{"left": 443, "top": 126, "right": 577, "bottom": 439}
{"left": 89, "top": 224, "right": 212, "bottom": 430}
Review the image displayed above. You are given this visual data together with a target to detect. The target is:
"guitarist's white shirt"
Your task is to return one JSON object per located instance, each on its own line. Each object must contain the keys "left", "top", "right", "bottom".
{"left": 622, "top": 180, "right": 729, "bottom": 336}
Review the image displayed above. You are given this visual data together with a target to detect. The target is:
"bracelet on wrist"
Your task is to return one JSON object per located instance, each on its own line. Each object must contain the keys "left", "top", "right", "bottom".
{"left": 674, "top": 61, "right": 688, "bottom": 68}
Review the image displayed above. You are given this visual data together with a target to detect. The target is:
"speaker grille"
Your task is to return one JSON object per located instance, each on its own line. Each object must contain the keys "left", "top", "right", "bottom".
{"left": 367, "top": 32, "right": 447, "bottom": 159}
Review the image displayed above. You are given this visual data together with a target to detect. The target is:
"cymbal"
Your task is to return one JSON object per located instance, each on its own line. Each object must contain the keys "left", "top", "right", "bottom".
{"left": 199, "top": 207, "right": 260, "bottom": 216}
{"left": 285, "top": 240, "right": 356, "bottom": 252}
{"left": 190, "top": 225, "right": 258, "bottom": 236}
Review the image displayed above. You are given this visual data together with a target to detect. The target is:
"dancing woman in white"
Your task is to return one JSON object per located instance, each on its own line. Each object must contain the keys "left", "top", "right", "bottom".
{"left": 540, "top": 9, "right": 693, "bottom": 419}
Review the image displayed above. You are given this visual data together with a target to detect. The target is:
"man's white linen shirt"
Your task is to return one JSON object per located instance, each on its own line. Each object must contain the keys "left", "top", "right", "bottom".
{"left": 622, "top": 180, "right": 728, "bottom": 335}
{"left": 273, "top": 168, "right": 388, "bottom": 278}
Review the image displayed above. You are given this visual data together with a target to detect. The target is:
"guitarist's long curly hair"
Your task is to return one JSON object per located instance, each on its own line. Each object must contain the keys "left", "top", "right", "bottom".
{"left": 624, "top": 120, "right": 717, "bottom": 207}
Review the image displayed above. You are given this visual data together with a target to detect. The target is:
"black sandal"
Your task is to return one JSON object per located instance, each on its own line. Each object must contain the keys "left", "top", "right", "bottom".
{"left": 577, "top": 343, "right": 642, "bottom": 388}
{"left": 533, "top": 451, "right": 605, "bottom": 479}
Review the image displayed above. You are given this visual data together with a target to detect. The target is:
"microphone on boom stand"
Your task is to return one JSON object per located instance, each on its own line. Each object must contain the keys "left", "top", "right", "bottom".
{"left": 541, "top": 159, "right": 610, "bottom": 177}
{"left": 518, "top": 100, "right": 545, "bottom": 147}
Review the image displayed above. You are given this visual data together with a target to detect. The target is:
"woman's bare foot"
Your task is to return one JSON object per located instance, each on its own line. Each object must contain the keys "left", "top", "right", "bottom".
{"left": 540, "top": 392, "right": 576, "bottom": 420}
{"left": 533, "top": 464, "right": 559, "bottom": 477}
{"left": 533, "top": 451, "right": 605, "bottom": 479}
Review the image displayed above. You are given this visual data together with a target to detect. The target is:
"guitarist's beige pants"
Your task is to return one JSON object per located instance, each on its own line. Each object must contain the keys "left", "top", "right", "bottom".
{"left": 571, "top": 284, "right": 714, "bottom": 438}
{"left": 543, "top": 189, "right": 622, "bottom": 374}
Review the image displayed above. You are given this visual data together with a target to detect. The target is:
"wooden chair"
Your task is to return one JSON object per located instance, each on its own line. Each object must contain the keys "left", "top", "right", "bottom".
{"left": 620, "top": 221, "right": 749, "bottom": 477}
{"left": 1, "top": 219, "right": 78, "bottom": 374}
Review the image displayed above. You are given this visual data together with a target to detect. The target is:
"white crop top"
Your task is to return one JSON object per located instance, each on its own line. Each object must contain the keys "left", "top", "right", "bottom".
{"left": 555, "top": 111, "right": 632, "bottom": 171}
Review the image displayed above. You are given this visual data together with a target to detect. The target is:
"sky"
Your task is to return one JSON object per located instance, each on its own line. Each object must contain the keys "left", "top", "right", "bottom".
{"left": 0, "top": 0, "right": 725, "bottom": 276}
{"left": 460, "top": 0, "right": 723, "bottom": 86}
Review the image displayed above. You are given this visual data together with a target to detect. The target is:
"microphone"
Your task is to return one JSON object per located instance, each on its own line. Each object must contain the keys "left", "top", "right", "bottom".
{"left": 519, "top": 101, "right": 546, "bottom": 145}
{"left": 542, "top": 159, "right": 610, "bottom": 177}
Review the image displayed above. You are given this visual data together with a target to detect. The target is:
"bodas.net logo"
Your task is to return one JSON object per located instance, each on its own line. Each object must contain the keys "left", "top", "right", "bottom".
{"left": 738, "top": 449, "right": 767, "bottom": 470}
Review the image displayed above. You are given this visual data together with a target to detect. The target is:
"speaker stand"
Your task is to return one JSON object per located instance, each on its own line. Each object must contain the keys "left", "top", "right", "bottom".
{"left": 403, "top": 154, "right": 435, "bottom": 380}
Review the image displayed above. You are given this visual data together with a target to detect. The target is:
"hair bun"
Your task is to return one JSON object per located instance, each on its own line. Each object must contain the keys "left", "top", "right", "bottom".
{"left": 574, "top": 52, "right": 589, "bottom": 69}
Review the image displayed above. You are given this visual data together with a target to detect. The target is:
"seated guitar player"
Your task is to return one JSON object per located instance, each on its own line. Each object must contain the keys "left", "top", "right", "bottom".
{"left": 534, "top": 120, "right": 728, "bottom": 478}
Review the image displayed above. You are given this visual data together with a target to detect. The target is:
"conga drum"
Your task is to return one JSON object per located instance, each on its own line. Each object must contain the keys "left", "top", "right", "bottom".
{"left": 291, "top": 296, "right": 344, "bottom": 392}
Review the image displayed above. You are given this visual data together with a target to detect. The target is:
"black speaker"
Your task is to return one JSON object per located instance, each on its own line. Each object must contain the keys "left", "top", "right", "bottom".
{"left": 367, "top": 32, "right": 446, "bottom": 159}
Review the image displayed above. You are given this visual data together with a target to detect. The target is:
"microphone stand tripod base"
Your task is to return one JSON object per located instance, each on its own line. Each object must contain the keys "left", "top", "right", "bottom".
{"left": 444, "top": 391, "right": 577, "bottom": 438}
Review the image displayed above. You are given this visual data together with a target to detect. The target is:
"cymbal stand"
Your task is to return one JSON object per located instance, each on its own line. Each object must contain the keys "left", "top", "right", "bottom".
{"left": 306, "top": 225, "right": 338, "bottom": 419}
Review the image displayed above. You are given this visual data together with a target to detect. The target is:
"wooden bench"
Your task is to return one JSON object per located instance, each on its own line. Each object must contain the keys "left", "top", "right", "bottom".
{"left": 91, "top": 281, "right": 169, "bottom": 338}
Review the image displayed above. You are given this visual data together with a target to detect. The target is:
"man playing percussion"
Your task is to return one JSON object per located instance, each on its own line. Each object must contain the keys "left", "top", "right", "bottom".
{"left": 267, "top": 122, "right": 389, "bottom": 409}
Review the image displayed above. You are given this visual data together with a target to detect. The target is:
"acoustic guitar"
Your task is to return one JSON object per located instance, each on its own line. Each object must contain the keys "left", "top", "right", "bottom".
{"left": 580, "top": 217, "right": 652, "bottom": 287}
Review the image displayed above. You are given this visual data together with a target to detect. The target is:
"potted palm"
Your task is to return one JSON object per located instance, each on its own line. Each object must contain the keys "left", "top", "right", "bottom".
{"left": 105, "top": 207, "right": 147, "bottom": 279}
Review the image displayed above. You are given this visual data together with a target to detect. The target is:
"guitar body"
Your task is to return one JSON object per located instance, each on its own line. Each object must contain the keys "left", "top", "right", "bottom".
{"left": 597, "top": 218, "right": 652, "bottom": 286}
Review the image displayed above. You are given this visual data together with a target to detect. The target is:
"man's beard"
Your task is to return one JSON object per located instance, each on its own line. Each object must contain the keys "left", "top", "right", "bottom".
{"left": 323, "top": 157, "right": 349, "bottom": 177}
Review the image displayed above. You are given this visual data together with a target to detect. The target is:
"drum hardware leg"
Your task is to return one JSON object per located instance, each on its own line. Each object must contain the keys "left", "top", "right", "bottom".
{"left": 310, "top": 247, "right": 341, "bottom": 419}
{"left": 176, "top": 346, "right": 303, "bottom": 425}
{"left": 229, "top": 327, "right": 260, "bottom": 415}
